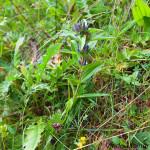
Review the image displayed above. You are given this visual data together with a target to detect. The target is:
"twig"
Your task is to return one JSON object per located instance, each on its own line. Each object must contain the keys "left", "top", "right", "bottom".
{"left": 75, "top": 125, "right": 150, "bottom": 149}
{"left": 88, "top": 85, "right": 150, "bottom": 139}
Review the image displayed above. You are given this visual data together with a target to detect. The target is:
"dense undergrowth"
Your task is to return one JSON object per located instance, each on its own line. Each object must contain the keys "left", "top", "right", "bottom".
{"left": 0, "top": 0, "right": 150, "bottom": 149}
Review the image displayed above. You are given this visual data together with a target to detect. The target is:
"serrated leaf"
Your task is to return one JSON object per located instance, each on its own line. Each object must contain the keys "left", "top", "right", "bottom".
{"left": 133, "top": 0, "right": 150, "bottom": 27}
{"left": 131, "top": 131, "right": 150, "bottom": 146}
{"left": 120, "top": 71, "right": 141, "bottom": 86}
{"left": 0, "top": 80, "right": 12, "bottom": 94}
{"left": 111, "top": 136, "right": 127, "bottom": 146}
{"left": 23, "top": 119, "right": 45, "bottom": 150}
{"left": 48, "top": 110, "right": 63, "bottom": 124}
{"left": 47, "top": 110, "right": 63, "bottom": 133}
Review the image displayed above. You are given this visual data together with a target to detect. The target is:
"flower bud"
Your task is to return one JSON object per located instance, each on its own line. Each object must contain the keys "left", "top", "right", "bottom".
{"left": 82, "top": 59, "right": 86, "bottom": 66}
{"left": 84, "top": 44, "right": 89, "bottom": 52}
{"left": 85, "top": 24, "right": 89, "bottom": 31}
{"left": 77, "top": 45, "right": 81, "bottom": 53}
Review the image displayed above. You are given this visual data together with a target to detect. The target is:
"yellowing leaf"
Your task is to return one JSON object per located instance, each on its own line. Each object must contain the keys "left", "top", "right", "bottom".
{"left": 3, "top": 46, "right": 9, "bottom": 50}
{"left": 116, "top": 63, "right": 128, "bottom": 71}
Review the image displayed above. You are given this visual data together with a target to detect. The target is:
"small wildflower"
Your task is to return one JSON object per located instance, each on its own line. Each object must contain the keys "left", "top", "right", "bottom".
{"left": 76, "top": 143, "right": 83, "bottom": 149}
{"left": 80, "top": 137, "right": 86, "bottom": 144}
{"left": 77, "top": 45, "right": 81, "bottom": 53}
{"left": 75, "top": 136, "right": 86, "bottom": 149}
{"left": 82, "top": 59, "right": 86, "bottom": 66}
{"left": 72, "top": 21, "right": 89, "bottom": 33}
{"left": 79, "top": 60, "right": 81, "bottom": 65}
{"left": 85, "top": 24, "right": 89, "bottom": 31}
{"left": 84, "top": 44, "right": 89, "bottom": 53}
{"left": 79, "top": 58, "right": 86, "bottom": 66}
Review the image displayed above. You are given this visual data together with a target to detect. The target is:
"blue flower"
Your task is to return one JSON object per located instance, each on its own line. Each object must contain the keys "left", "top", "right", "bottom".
{"left": 82, "top": 59, "right": 86, "bottom": 66}
{"left": 72, "top": 22, "right": 89, "bottom": 33}
{"left": 77, "top": 45, "right": 81, "bottom": 53}
{"left": 84, "top": 44, "right": 89, "bottom": 52}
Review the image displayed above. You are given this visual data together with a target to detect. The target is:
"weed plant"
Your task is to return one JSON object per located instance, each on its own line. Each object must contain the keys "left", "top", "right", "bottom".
{"left": 0, "top": 0, "right": 150, "bottom": 149}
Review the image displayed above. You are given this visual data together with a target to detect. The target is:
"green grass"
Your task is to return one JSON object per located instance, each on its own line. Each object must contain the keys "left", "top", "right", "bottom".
{"left": 0, "top": 0, "right": 150, "bottom": 149}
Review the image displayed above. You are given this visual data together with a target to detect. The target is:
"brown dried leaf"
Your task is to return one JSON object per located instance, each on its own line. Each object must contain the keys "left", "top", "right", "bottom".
{"left": 49, "top": 53, "right": 62, "bottom": 68}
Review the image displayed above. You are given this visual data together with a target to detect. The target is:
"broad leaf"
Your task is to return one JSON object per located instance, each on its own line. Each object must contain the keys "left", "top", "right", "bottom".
{"left": 81, "top": 63, "right": 103, "bottom": 82}
{"left": 80, "top": 35, "right": 86, "bottom": 51}
{"left": 133, "top": 0, "right": 150, "bottom": 27}
{"left": 23, "top": 119, "right": 45, "bottom": 150}
{"left": 36, "top": 43, "right": 62, "bottom": 83}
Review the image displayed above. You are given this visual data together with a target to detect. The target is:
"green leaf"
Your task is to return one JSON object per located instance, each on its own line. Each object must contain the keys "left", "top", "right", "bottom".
{"left": 111, "top": 136, "right": 127, "bottom": 146}
{"left": 49, "top": 110, "right": 63, "bottom": 124}
{"left": 118, "top": 20, "right": 136, "bottom": 37}
{"left": 91, "top": 34, "right": 114, "bottom": 41}
{"left": 7, "top": 125, "right": 17, "bottom": 135}
{"left": 88, "top": 41, "right": 98, "bottom": 51}
{"left": 62, "top": 58, "right": 74, "bottom": 72}
{"left": 31, "top": 83, "right": 55, "bottom": 93}
{"left": 47, "top": 110, "right": 63, "bottom": 133}
{"left": 36, "top": 43, "right": 62, "bottom": 83}
{"left": 20, "top": 65, "right": 34, "bottom": 86}
{"left": 14, "top": 37, "right": 24, "bottom": 67}
{"left": 88, "top": 28, "right": 103, "bottom": 33}
{"left": 65, "top": 98, "right": 74, "bottom": 112}
{"left": 78, "top": 93, "right": 109, "bottom": 98}
{"left": 81, "top": 63, "right": 103, "bottom": 82}
{"left": 56, "top": 49, "right": 78, "bottom": 54}
{"left": 60, "top": 30, "right": 77, "bottom": 37}
{"left": 120, "top": 71, "right": 141, "bottom": 86}
{"left": 0, "top": 124, "right": 8, "bottom": 137}
{"left": 0, "top": 80, "right": 12, "bottom": 95}
{"left": 143, "top": 16, "right": 150, "bottom": 26}
{"left": 131, "top": 131, "right": 150, "bottom": 146}
{"left": 63, "top": 74, "right": 80, "bottom": 83}
{"left": 80, "top": 35, "right": 86, "bottom": 51}
{"left": 133, "top": 0, "right": 150, "bottom": 27}
{"left": 23, "top": 119, "right": 45, "bottom": 150}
